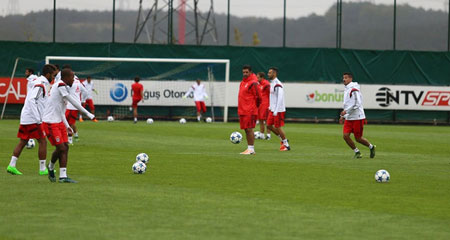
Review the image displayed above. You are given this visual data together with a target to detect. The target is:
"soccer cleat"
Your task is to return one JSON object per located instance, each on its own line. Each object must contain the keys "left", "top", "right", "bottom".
{"left": 240, "top": 149, "right": 255, "bottom": 155}
{"left": 280, "top": 145, "right": 291, "bottom": 151}
{"left": 370, "top": 145, "right": 376, "bottom": 158}
{"left": 92, "top": 118, "right": 98, "bottom": 122}
{"left": 39, "top": 169, "right": 49, "bottom": 175}
{"left": 59, "top": 177, "right": 78, "bottom": 183}
{"left": 354, "top": 151, "right": 362, "bottom": 159}
{"left": 79, "top": 117, "right": 84, "bottom": 122}
{"left": 6, "top": 166, "right": 23, "bottom": 175}
{"left": 48, "top": 168, "right": 56, "bottom": 182}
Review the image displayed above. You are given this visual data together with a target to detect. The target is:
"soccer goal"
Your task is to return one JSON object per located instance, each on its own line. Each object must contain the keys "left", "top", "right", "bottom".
{"left": 1, "top": 57, "right": 45, "bottom": 120}
{"left": 45, "top": 56, "right": 231, "bottom": 122}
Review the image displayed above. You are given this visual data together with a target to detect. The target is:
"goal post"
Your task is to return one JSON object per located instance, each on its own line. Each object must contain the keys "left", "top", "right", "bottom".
{"left": 45, "top": 56, "right": 231, "bottom": 122}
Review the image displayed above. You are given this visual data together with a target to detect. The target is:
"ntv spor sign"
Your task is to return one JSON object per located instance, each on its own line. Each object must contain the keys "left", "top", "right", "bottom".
{"left": 374, "top": 87, "right": 450, "bottom": 109}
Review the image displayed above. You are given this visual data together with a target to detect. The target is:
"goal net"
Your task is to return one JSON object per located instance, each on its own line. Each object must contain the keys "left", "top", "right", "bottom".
{"left": 44, "top": 56, "right": 230, "bottom": 122}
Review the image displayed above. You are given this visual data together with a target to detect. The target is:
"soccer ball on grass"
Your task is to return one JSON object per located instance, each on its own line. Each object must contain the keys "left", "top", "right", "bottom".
{"left": 107, "top": 116, "right": 114, "bottom": 122}
{"left": 146, "top": 118, "right": 154, "bottom": 124}
{"left": 375, "top": 169, "right": 390, "bottom": 183}
{"left": 132, "top": 161, "right": 147, "bottom": 174}
{"left": 26, "top": 139, "right": 35, "bottom": 149}
{"left": 179, "top": 118, "right": 186, "bottom": 124}
{"left": 136, "top": 153, "right": 149, "bottom": 164}
{"left": 205, "top": 117, "right": 212, "bottom": 123}
{"left": 230, "top": 132, "right": 242, "bottom": 144}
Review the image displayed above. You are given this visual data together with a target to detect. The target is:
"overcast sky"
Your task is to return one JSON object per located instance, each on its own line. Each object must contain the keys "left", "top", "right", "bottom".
{"left": 0, "top": 0, "right": 448, "bottom": 18}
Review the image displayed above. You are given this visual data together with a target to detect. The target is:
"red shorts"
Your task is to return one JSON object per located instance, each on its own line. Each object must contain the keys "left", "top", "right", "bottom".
{"left": 84, "top": 99, "right": 95, "bottom": 111}
{"left": 65, "top": 109, "right": 78, "bottom": 125}
{"left": 132, "top": 98, "right": 142, "bottom": 108}
{"left": 195, "top": 101, "right": 206, "bottom": 113}
{"left": 43, "top": 122, "right": 68, "bottom": 146}
{"left": 258, "top": 104, "right": 269, "bottom": 121}
{"left": 267, "top": 111, "right": 285, "bottom": 128}
{"left": 239, "top": 115, "right": 257, "bottom": 130}
{"left": 17, "top": 124, "right": 46, "bottom": 140}
{"left": 343, "top": 119, "right": 366, "bottom": 139}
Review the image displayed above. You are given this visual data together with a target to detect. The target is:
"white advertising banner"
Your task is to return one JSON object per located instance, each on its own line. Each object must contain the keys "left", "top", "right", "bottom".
{"left": 91, "top": 80, "right": 450, "bottom": 111}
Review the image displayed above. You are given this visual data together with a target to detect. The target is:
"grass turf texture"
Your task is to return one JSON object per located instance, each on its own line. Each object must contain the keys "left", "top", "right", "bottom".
{"left": 0, "top": 119, "right": 449, "bottom": 239}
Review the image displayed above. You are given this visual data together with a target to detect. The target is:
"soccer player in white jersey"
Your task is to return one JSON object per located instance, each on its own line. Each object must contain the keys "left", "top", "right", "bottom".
{"left": 25, "top": 68, "right": 38, "bottom": 93}
{"left": 80, "top": 76, "right": 98, "bottom": 122}
{"left": 266, "top": 67, "right": 290, "bottom": 151}
{"left": 43, "top": 68, "right": 95, "bottom": 183}
{"left": 339, "top": 72, "right": 376, "bottom": 158}
{"left": 66, "top": 73, "right": 88, "bottom": 144}
{"left": 6, "top": 64, "right": 56, "bottom": 175}
{"left": 183, "top": 79, "right": 208, "bottom": 122}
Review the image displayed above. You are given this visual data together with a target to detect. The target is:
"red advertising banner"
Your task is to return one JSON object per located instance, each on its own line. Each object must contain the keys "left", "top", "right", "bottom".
{"left": 0, "top": 77, "right": 27, "bottom": 104}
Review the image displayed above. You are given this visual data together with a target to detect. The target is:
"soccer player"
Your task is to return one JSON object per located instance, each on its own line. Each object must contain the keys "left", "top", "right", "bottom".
{"left": 183, "top": 79, "right": 208, "bottom": 122}
{"left": 66, "top": 73, "right": 88, "bottom": 144}
{"left": 131, "top": 76, "right": 144, "bottom": 123}
{"left": 43, "top": 68, "right": 95, "bottom": 183}
{"left": 339, "top": 72, "right": 376, "bottom": 158}
{"left": 266, "top": 67, "right": 290, "bottom": 151}
{"left": 256, "top": 72, "right": 271, "bottom": 140}
{"left": 80, "top": 76, "right": 97, "bottom": 122}
{"left": 6, "top": 64, "right": 56, "bottom": 175}
{"left": 25, "top": 68, "right": 38, "bottom": 93}
{"left": 238, "top": 65, "right": 261, "bottom": 155}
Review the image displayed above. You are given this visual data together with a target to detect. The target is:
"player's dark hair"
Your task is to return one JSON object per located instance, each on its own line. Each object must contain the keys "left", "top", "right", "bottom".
{"left": 257, "top": 72, "right": 265, "bottom": 78}
{"left": 242, "top": 65, "right": 252, "bottom": 71}
{"left": 87, "top": 76, "right": 91, "bottom": 79}
{"left": 42, "top": 64, "right": 56, "bottom": 76}
{"left": 54, "top": 64, "right": 60, "bottom": 70}
{"left": 26, "top": 68, "right": 34, "bottom": 74}
{"left": 61, "top": 68, "right": 72, "bottom": 80}
{"left": 343, "top": 72, "right": 353, "bottom": 78}
{"left": 134, "top": 76, "right": 140, "bottom": 82}
{"left": 269, "top": 67, "right": 279, "bottom": 74}
{"left": 62, "top": 64, "right": 72, "bottom": 70}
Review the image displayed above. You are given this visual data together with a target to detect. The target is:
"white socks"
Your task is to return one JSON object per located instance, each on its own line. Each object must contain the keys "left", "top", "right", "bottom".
{"left": 60, "top": 168, "right": 67, "bottom": 178}
{"left": 248, "top": 145, "right": 254, "bottom": 151}
{"left": 197, "top": 116, "right": 201, "bottom": 121}
{"left": 134, "top": 117, "right": 137, "bottom": 122}
{"left": 369, "top": 144, "right": 374, "bottom": 149}
{"left": 74, "top": 132, "right": 78, "bottom": 137}
{"left": 48, "top": 162, "right": 55, "bottom": 171}
{"left": 68, "top": 136, "right": 73, "bottom": 144}
{"left": 39, "top": 160, "right": 46, "bottom": 171}
{"left": 354, "top": 148, "right": 360, "bottom": 153}
{"left": 282, "top": 139, "right": 289, "bottom": 147}
{"left": 9, "top": 156, "right": 18, "bottom": 167}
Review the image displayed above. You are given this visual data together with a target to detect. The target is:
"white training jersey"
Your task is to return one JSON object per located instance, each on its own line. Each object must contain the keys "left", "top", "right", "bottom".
{"left": 343, "top": 81, "right": 366, "bottom": 120}
{"left": 269, "top": 77, "right": 286, "bottom": 114}
{"left": 55, "top": 71, "right": 61, "bottom": 82}
{"left": 34, "top": 75, "right": 51, "bottom": 98}
{"left": 43, "top": 80, "right": 71, "bottom": 123}
{"left": 26, "top": 74, "right": 38, "bottom": 93}
{"left": 185, "top": 83, "right": 208, "bottom": 101}
{"left": 66, "top": 77, "right": 87, "bottom": 110}
{"left": 20, "top": 78, "right": 48, "bottom": 125}
{"left": 83, "top": 80, "right": 94, "bottom": 99}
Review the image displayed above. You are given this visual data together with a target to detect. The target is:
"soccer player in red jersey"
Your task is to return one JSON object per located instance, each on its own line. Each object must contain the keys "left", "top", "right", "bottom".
{"left": 256, "top": 72, "right": 271, "bottom": 140}
{"left": 43, "top": 69, "right": 95, "bottom": 183}
{"left": 6, "top": 64, "right": 56, "bottom": 175}
{"left": 238, "top": 65, "right": 261, "bottom": 155}
{"left": 339, "top": 72, "right": 376, "bottom": 158}
{"left": 131, "top": 76, "right": 144, "bottom": 123}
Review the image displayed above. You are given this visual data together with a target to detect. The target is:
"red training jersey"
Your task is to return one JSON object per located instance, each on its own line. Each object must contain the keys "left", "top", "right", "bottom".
{"left": 238, "top": 73, "right": 261, "bottom": 116}
{"left": 258, "top": 79, "right": 270, "bottom": 106}
{"left": 132, "top": 82, "right": 144, "bottom": 100}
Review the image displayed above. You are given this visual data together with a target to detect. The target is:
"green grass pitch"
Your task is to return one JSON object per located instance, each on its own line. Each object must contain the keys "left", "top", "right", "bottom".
{"left": 1, "top": 119, "right": 449, "bottom": 239}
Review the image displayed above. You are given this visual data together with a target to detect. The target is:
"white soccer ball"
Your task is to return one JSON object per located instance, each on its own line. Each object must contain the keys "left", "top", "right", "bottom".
{"left": 136, "top": 153, "right": 149, "bottom": 164}
{"left": 375, "top": 169, "right": 390, "bottom": 183}
{"left": 254, "top": 131, "right": 260, "bottom": 139}
{"left": 206, "top": 117, "right": 212, "bottom": 123}
{"left": 132, "top": 161, "right": 147, "bottom": 174}
{"left": 179, "top": 118, "right": 186, "bottom": 124}
{"left": 107, "top": 116, "right": 114, "bottom": 122}
{"left": 146, "top": 118, "right": 154, "bottom": 124}
{"left": 26, "top": 139, "right": 35, "bottom": 149}
{"left": 230, "top": 131, "right": 243, "bottom": 144}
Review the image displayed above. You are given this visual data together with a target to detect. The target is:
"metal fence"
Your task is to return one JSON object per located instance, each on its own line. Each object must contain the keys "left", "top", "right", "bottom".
{"left": 0, "top": 0, "right": 449, "bottom": 51}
